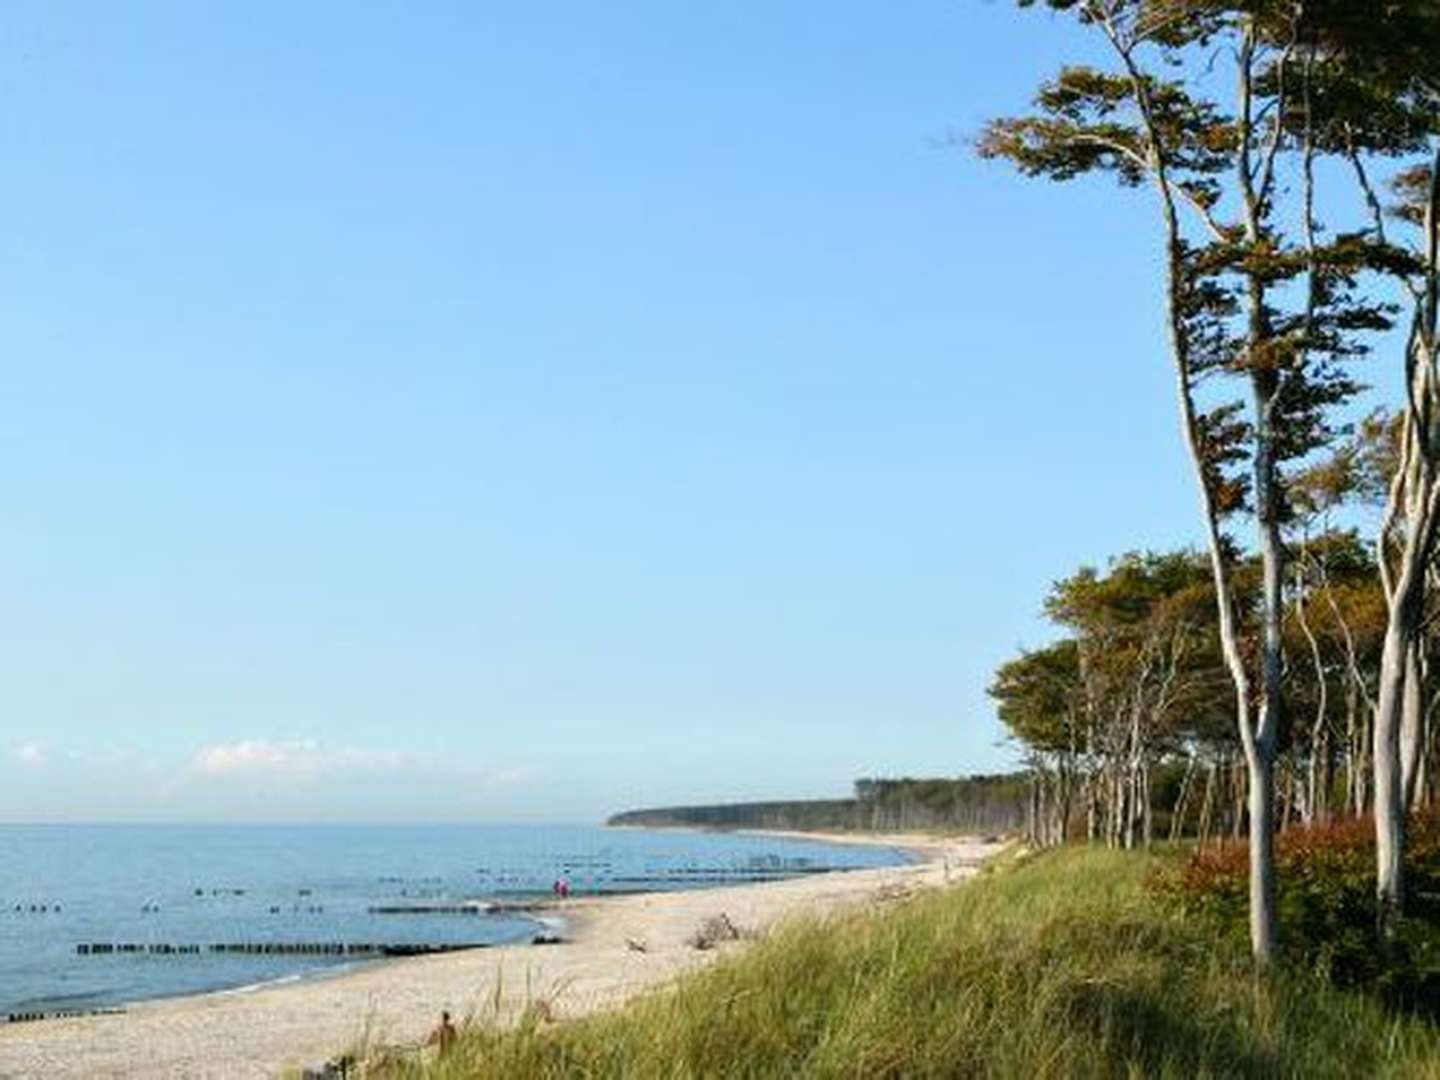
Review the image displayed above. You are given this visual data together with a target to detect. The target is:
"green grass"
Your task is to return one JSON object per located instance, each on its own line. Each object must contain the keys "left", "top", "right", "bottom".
{"left": 372, "top": 847, "right": 1440, "bottom": 1079}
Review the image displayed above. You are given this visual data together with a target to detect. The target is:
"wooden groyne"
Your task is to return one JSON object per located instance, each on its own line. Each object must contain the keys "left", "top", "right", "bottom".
{"left": 74, "top": 941, "right": 490, "bottom": 958}
{"left": 366, "top": 904, "right": 491, "bottom": 915}
{"left": 4, "top": 1008, "right": 124, "bottom": 1025}
{"left": 369, "top": 899, "right": 554, "bottom": 914}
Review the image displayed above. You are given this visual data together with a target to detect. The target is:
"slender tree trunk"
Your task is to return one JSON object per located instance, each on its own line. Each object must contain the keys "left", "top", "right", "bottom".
{"left": 1058, "top": 719, "right": 1077, "bottom": 845}
{"left": 1232, "top": 17, "right": 1284, "bottom": 962}
{"left": 1112, "top": 13, "right": 1277, "bottom": 960}
{"left": 1232, "top": 760, "right": 1246, "bottom": 843}
{"left": 1110, "top": 751, "right": 1125, "bottom": 849}
{"left": 1086, "top": 767, "right": 1099, "bottom": 843}
{"left": 1124, "top": 761, "right": 1133, "bottom": 848}
{"left": 1375, "top": 622, "right": 1408, "bottom": 929}
{"left": 1248, "top": 756, "right": 1276, "bottom": 946}
{"left": 1198, "top": 755, "right": 1217, "bottom": 846}
{"left": 1027, "top": 768, "right": 1040, "bottom": 847}
{"left": 1346, "top": 678, "right": 1359, "bottom": 817}
{"left": 1375, "top": 141, "right": 1440, "bottom": 933}
{"left": 1422, "top": 678, "right": 1439, "bottom": 807}
{"left": 1316, "top": 719, "right": 1331, "bottom": 824}
{"left": 1171, "top": 750, "right": 1197, "bottom": 841}
{"left": 1297, "top": 560, "right": 1329, "bottom": 825}
{"left": 1402, "top": 639, "right": 1426, "bottom": 809}
{"left": 1290, "top": 754, "right": 1301, "bottom": 835}
{"left": 1042, "top": 766, "right": 1054, "bottom": 852}
{"left": 1141, "top": 756, "right": 1153, "bottom": 847}
{"left": 1359, "top": 700, "right": 1374, "bottom": 817}
{"left": 1245, "top": 338, "right": 1282, "bottom": 963}
{"left": 1375, "top": 490, "right": 1431, "bottom": 927}
{"left": 1325, "top": 578, "right": 1370, "bottom": 818}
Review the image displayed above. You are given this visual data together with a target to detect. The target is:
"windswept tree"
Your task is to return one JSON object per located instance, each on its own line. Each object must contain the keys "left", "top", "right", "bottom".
{"left": 992, "top": 551, "right": 1226, "bottom": 847}
{"left": 990, "top": 639, "right": 1083, "bottom": 845}
{"left": 1331, "top": 20, "right": 1440, "bottom": 929}
{"left": 1287, "top": 427, "right": 1390, "bottom": 824}
{"left": 1049, "top": 551, "right": 1219, "bottom": 847}
{"left": 979, "top": 1, "right": 1404, "bottom": 962}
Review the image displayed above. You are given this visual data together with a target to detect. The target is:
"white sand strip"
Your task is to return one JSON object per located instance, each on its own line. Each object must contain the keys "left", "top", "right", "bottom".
{"left": 0, "top": 832, "right": 1001, "bottom": 1080}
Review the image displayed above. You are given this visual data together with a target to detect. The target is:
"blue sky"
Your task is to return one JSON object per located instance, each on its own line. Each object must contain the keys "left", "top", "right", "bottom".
{"left": 0, "top": 2, "right": 1288, "bottom": 821}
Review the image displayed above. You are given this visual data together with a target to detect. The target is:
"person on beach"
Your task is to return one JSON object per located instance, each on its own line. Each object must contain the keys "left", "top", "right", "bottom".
{"left": 427, "top": 1011, "right": 457, "bottom": 1055}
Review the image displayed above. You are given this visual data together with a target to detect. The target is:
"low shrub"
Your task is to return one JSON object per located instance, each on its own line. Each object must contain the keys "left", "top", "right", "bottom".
{"left": 1155, "top": 810, "right": 1440, "bottom": 1015}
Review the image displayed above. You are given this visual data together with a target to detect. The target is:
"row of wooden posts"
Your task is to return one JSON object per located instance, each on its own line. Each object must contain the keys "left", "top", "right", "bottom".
{"left": 74, "top": 941, "right": 485, "bottom": 957}
{"left": 5, "top": 1008, "right": 124, "bottom": 1024}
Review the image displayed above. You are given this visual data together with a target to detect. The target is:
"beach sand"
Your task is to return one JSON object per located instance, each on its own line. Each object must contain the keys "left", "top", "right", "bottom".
{"left": 0, "top": 831, "right": 1003, "bottom": 1080}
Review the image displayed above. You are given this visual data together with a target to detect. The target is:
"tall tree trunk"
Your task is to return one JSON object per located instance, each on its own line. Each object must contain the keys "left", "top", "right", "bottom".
{"left": 1359, "top": 699, "right": 1373, "bottom": 816}
{"left": 1345, "top": 676, "right": 1359, "bottom": 817}
{"left": 1124, "top": 708, "right": 1140, "bottom": 850}
{"left": 1402, "top": 639, "right": 1426, "bottom": 809}
{"left": 1198, "top": 755, "right": 1217, "bottom": 846}
{"left": 1245, "top": 286, "right": 1282, "bottom": 964}
{"left": 1297, "top": 559, "right": 1329, "bottom": 824}
{"left": 1280, "top": 758, "right": 1297, "bottom": 832}
{"left": 1171, "top": 750, "right": 1197, "bottom": 841}
{"left": 1027, "top": 768, "right": 1040, "bottom": 847}
{"left": 1232, "top": 759, "right": 1246, "bottom": 843}
{"left": 1233, "top": 16, "right": 1285, "bottom": 963}
{"left": 1086, "top": 767, "right": 1099, "bottom": 843}
{"left": 1042, "top": 766, "right": 1054, "bottom": 852}
{"left": 1113, "top": 12, "right": 1279, "bottom": 960}
{"left": 1375, "top": 450, "right": 1434, "bottom": 927}
{"left": 1375, "top": 618, "right": 1409, "bottom": 929}
{"left": 1315, "top": 719, "right": 1331, "bottom": 824}
{"left": 1324, "top": 575, "right": 1371, "bottom": 818}
{"left": 1110, "top": 750, "right": 1125, "bottom": 849}
{"left": 1062, "top": 752, "right": 1076, "bottom": 843}
{"left": 1422, "top": 675, "right": 1439, "bottom": 807}
{"left": 1141, "top": 756, "right": 1153, "bottom": 847}
{"left": 1374, "top": 141, "right": 1440, "bottom": 933}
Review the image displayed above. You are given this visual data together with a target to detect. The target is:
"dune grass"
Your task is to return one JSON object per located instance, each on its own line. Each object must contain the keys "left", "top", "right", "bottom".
{"left": 372, "top": 846, "right": 1440, "bottom": 1079}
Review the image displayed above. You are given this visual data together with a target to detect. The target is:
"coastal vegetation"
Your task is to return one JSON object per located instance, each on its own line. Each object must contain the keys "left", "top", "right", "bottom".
{"left": 988, "top": 534, "right": 1410, "bottom": 851}
{"left": 980, "top": 0, "right": 1440, "bottom": 962}
{"left": 370, "top": 839, "right": 1440, "bottom": 1078}
{"left": 607, "top": 776, "right": 1029, "bottom": 834}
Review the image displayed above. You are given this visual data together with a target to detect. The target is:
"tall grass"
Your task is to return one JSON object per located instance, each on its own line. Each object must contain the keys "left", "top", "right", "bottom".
{"left": 373, "top": 847, "right": 1440, "bottom": 1079}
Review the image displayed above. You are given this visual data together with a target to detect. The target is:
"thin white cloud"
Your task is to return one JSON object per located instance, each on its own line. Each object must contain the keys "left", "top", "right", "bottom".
{"left": 491, "top": 764, "right": 538, "bottom": 785}
{"left": 13, "top": 741, "right": 47, "bottom": 768}
{"left": 190, "top": 738, "right": 410, "bottom": 778}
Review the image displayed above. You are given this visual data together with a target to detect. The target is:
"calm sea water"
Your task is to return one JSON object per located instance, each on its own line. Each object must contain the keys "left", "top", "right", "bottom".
{"left": 0, "top": 824, "right": 905, "bottom": 1016}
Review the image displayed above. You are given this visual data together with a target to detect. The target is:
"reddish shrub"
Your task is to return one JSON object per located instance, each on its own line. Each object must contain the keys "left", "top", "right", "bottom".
{"left": 1152, "top": 809, "right": 1440, "bottom": 1014}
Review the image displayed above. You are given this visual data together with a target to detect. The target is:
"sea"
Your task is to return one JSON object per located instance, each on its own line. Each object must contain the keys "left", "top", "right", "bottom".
{"left": 0, "top": 823, "right": 907, "bottom": 1017}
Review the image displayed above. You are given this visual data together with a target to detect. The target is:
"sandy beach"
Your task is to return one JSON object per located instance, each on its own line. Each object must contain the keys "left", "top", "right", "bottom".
{"left": 0, "top": 831, "right": 1002, "bottom": 1080}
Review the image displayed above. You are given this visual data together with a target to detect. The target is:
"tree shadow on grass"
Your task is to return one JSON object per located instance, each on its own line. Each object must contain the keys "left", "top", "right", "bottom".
{"left": 1057, "top": 977, "right": 1280, "bottom": 1079}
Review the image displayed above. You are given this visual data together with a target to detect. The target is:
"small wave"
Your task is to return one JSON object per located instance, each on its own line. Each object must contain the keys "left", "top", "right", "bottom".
{"left": 210, "top": 962, "right": 369, "bottom": 999}
{"left": 216, "top": 972, "right": 304, "bottom": 996}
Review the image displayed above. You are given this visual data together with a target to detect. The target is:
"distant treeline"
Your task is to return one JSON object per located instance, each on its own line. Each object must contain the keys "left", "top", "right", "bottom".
{"left": 606, "top": 776, "right": 1027, "bottom": 834}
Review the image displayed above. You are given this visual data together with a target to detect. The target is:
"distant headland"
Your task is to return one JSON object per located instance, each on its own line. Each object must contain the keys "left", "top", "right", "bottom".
{"left": 607, "top": 775, "right": 1027, "bottom": 835}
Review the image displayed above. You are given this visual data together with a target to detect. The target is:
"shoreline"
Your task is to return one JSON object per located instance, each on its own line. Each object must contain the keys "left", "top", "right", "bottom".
{"left": 0, "top": 830, "right": 1003, "bottom": 1079}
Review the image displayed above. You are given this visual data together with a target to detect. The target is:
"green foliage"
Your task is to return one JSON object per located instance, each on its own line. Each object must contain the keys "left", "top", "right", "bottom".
{"left": 371, "top": 847, "right": 1440, "bottom": 1079}
{"left": 978, "top": 0, "right": 1428, "bottom": 565}
{"left": 989, "top": 641, "right": 1080, "bottom": 754}
{"left": 1157, "top": 811, "right": 1440, "bottom": 1014}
